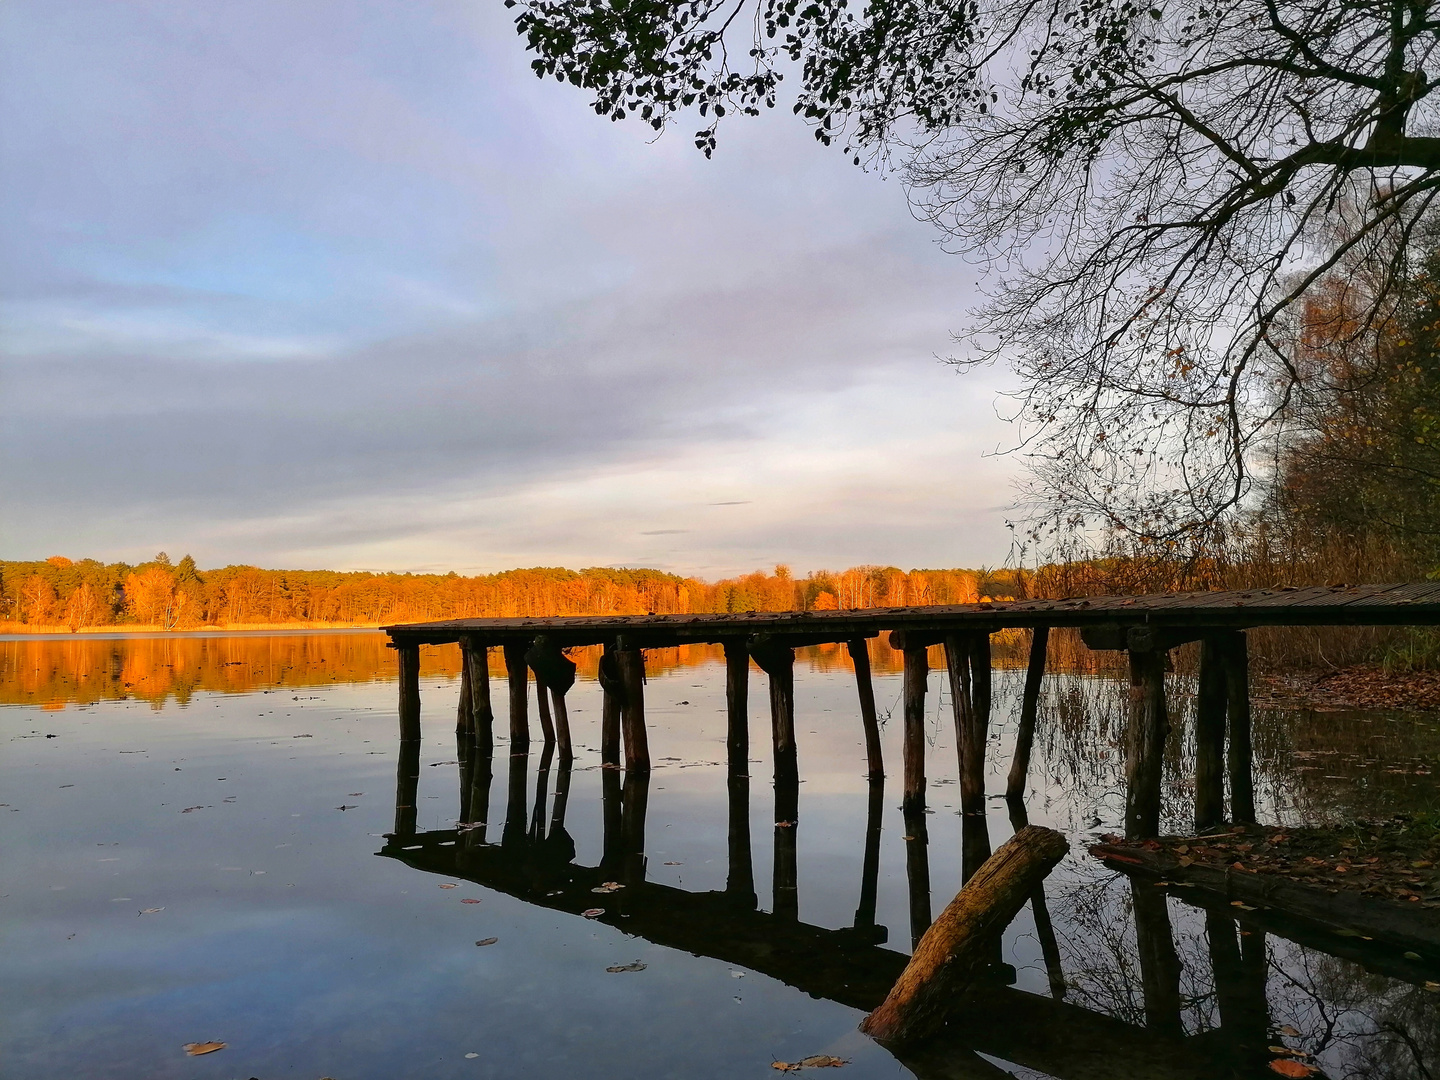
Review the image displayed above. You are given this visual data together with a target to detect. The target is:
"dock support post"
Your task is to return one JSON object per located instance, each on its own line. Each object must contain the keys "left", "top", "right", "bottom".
{"left": 751, "top": 639, "right": 797, "bottom": 785}
{"left": 773, "top": 772, "right": 800, "bottom": 921}
{"left": 1194, "top": 636, "right": 1228, "bottom": 831}
{"left": 901, "top": 642, "right": 928, "bottom": 810}
{"left": 903, "top": 799, "right": 932, "bottom": 949}
{"left": 724, "top": 640, "right": 749, "bottom": 776}
{"left": 946, "top": 633, "right": 991, "bottom": 814}
{"left": 621, "top": 771, "right": 650, "bottom": 885}
{"left": 848, "top": 638, "right": 884, "bottom": 779}
{"left": 502, "top": 748, "right": 528, "bottom": 849}
{"left": 1005, "top": 626, "right": 1049, "bottom": 800}
{"left": 394, "top": 642, "right": 421, "bottom": 837}
{"left": 1223, "top": 630, "right": 1255, "bottom": 825}
{"left": 466, "top": 640, "right": 493, "bottom": 754}
{"left": 534, "top": 670, "right": 556, "bottom": 745}
{"left": 457, "top": 644, "right": 474, "bottom": 737}
{"left": 503, "top": 641, "right": 529, "bottom": 752}
{"left": 598, "top": 644, "right": 622, "bottom": 768}
{"left": 726, "top": 772, "right": 756, "bottom": 908}
{"left": 526, "top": 635, "right": 575, "bottom": 759}
{"left": 550, "top": 689, "right": 572, "bottom": 762}
{"left": 1125, "top": 647, "right": 1170, "bottom": 839}
{"left": 1131, "top": 879, "right": 1183, "bottom": 1037}
{"left": 617, "top": 644, "right": 650, "bottom": 775}
{"left": 855, "top": 775, "right": 885, "bottom": 933}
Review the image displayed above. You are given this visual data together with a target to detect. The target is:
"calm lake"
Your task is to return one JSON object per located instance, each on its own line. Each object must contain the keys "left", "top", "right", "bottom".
{"left": 3, "top": 632, "right": 1438, "bottom": 1079}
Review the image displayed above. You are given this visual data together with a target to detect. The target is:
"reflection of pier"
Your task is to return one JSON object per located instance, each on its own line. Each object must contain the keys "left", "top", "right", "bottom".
{"left": 383, "top": 741, "right": 1284, "bottom": 1080}
{"left": 385, "top": 582, "right": 1440, "bottom": 840}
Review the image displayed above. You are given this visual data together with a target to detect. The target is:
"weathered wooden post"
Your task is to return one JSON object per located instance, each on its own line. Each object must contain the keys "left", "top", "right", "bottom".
{"left": 616, "top": 641, "right": 651, "bottom": 775}
{"left": 945, "top": 632, "right": 990, "bottom": 814}
{"left": 895, "top": 633, "right": 929, "bottom": 810}
{"left": 1125, "top": 646, "right": 1170, "bottom": 839}
{"left": 394, "top": 641, "right": 421, "bottom": 836}
{"left": 502, "top": 641, "right": 529, "bottom": 752}
{"left": 526, "top": 635, "right": 576, "bottom": 760}
{"left": 466, "top": 741, "right": 493, "bottom": 842}
{"left": 773, "top": 773, "right": 799, "bottom": 920}
{"left": 1006, "top": 798, "right": 1065, "bottom": 999}
{"left": 1131, "top": 879, "right": 1182, "bottom": 1037}
{"left": 550, "top": 755, "right": 573, "bottom": 837}
{"left": 750, "top": 637, "right": 797, "bottom": 785}
{"left": 847, "top": 638, "right": 884, "bottom": 779}
{"left": 1005, "top": 625, "right": 1049, "bottom": 800}
{"left": 457, "top": 643, "right": 474, "bottom": 737}
{"left": 598, "top": 643, "right": 623, "bottom": 768}
{"left": 724, "top": 639, "right": 749, "bottom": 776}
{"left": 854, "top": 775, "right": 885, "bottom": 933}
{"left": 726, "top": 772, "right": 756, "bottom": 908}
{"left": 861, "top": 825, "right": 1069, "bottom": 1044}
{"left": 458, "top": 727, "right": 473, "bottom": 825}
{"left": 600, "top": 763, "right": 623, "bottom": 873}
{"left": 501, "top": 746, "right": 528, "bottom": 849}
{"left": 1222, "top": 630, "right": 1255, "bottom": 825}
{"left": 903, "top": 800, "right": 932, "bottom": 949}
{"left": 1194, "top": 637, "right": 1228, "bottom": 831}
{"left": 530, "top": 741, "right": 554, "bottom": 838}
{"left": 534, "top": 673, "right": 557, "bottom": 746}
{"left": 621, "top": 770, "right": 650, "bottom": 885}
{"left": 466, "top": 639, "right": 493, "bottom": 754}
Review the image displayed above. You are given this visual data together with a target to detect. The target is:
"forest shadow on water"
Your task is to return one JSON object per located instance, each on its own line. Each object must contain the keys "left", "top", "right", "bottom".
{"left": 2, "top": 633, "right": 1439, "bottom": 1079}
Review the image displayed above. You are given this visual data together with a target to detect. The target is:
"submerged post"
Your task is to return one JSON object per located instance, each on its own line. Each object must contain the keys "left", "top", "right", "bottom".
{"left": 1125, "top": 647, "right": 1170, "bottom": 839}
{"left": 723, "top": 639, "right": 749, "bottom": 776}
{"left": 848, "top": 638, "right": 884, "bottom": 779}
{"left": 503, "top": 641, "right": 529, "bottom": 752}
{"left": 1223, "top": 630, "right": 1255, "bottom": 825}
{"left": 1005, "top": 625, "right": 1049, "bottom": 800}
{"left": 617, "top": 643, "right": 650, "bottom": 775}
{"left": 1194, "top": 636, "right": 1228, "bottom": 832}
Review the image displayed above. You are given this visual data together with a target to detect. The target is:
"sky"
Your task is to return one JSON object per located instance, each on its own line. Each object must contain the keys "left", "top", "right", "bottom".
{"left": 0, "top": 0, "right": 1023, "bottom": 578}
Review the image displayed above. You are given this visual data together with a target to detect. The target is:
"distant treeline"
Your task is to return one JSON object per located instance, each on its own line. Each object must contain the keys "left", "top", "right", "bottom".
{"left": 0, "top": 553, "right": 1010, "bottom": 632}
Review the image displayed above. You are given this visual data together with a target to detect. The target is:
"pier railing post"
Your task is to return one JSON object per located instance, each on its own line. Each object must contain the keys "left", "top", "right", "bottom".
{"left": 1005, "top": 625, "right": 1049, "bottom": 800}
{"left": 1194, "top": 636, "right": 1228, "bottom": 831}
{"left": 848, "top": 638, "right": 884, "bottom": 779}
{"left": 724, "top": 639, "right": 749, "bottom": 776}
{"left": 503, "top": 641, "right": 530, "bottom": 753}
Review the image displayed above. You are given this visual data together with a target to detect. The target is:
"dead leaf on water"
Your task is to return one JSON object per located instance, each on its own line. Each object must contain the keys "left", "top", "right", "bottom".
{"left": 581, "top": 908, "right": 605, "bottom": 919}
{"left": 772, "top": 1056, "right": 848, "bottom": 1071}
{"left": 183, "top": 1042, "right": 225, "bottom": 1056}
{"left": 460, "top": 898, "right": 481, "bottom": 904}
{"left": 139, "top": 908, "right": 163, "bottom": 915}
{"left": 438, "top": 883, "right": 459, "bottom": 889}
{"left": 475, "top": 937, "right": 498, "bottom": 947}
{"left": 1268, "top": 1060, "right": 1315, "bottom": 1077}
{"left": 1279, "top": 1025, "right": 1301, "bottom": 1037}
{"left": 605, "top": 961, "right": 647, "bottom": 973}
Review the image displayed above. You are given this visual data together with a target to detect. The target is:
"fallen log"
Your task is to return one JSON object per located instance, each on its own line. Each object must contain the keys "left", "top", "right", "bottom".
{"left": 1091, "top": 841, "right": 1440, "bottom": 962}
{"left": 860, "top": 824, "right": 1069, "bottom": 1044}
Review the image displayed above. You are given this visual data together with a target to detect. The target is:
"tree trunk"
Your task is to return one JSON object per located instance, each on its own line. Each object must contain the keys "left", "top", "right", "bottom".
{"left": 860, "top": 825, "right": 1069, "bottom": 1044}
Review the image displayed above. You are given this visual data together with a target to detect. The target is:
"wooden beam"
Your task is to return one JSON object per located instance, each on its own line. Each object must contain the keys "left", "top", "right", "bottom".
{"left": 503, "top": 642, "right": 529, "bottom": 752}
{"left": 598, "top": 644, "right": 622, "bottom": 769}
{"left": 724, "top": 639, "right": 749, "bottom": 776}
{"left": 1193, "top": 637, "right": 1227, "bottom": 832}
{"left": 1006, "top": 626, "right": 1049, "bottom": 800}
{"left": 1124, "top": 648, "right": 1169, "bottom": 839}
{"left": 848, "top": 639, "right": 884, "bottom": 780}
{"left": 902, "top": 643, "right": 928, "bottom": 809}
{"left": 465, "top": 640, "right": 493, "bottom": 755}
{"left": 1222, "top": 631, "right": 1255, "bottom": 825}
{"left": 617, "top": 647, "right": 650, "bottom": 775}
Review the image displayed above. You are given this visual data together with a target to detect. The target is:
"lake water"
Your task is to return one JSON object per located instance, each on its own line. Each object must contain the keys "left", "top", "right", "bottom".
{"left": 3, "top": 632, "right": 1438, "bottom": 1079}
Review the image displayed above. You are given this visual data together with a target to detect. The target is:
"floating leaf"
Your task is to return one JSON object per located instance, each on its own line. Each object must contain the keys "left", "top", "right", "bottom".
{"left": 605, "top": 961, "right": 647, "bottom": 973}
{"left": 461, "top": 898, "right": 481, "bottom": 904}
{"left": 1279, "top": 1025, "right": 1301, "bottom": 1037}
{"left": 438, "top": 883, "right": 459, "bottom": 889}
{"left": 582, "top": 908, "right": 605, "bottom": 919}
{"left": 1269, "top": 1060, "right": 1314, "bottom": 1077}
{"left": 798, "top": 1056, "right": 848, "bottom": 1067}
{"left": 475, "top": 937, "right": 498, "bottom": 947}
{"left": 139, "top": 907, "right": 164, "bottom": 915}
{"left": 183, "top": 1042, "right": 225, "bottom": 1056}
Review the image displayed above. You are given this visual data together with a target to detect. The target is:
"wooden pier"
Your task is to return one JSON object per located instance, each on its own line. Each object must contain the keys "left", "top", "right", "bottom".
{"left": 384, "top": 582, "right": 1440, "bottom": 839}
